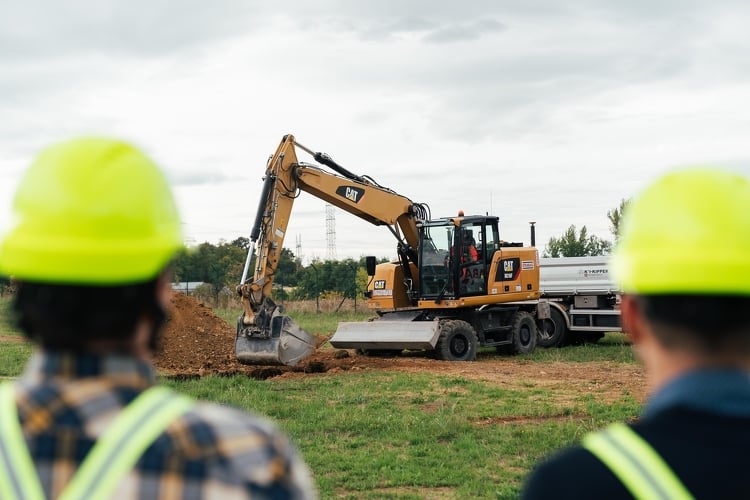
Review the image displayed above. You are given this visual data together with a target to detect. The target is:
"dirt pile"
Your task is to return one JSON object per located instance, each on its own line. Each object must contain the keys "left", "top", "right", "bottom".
{"left": 154, "top": 292, "right": 355, "bottom": 379}
{"left": 154, "top": 292, "right": 241, "bottom": 376}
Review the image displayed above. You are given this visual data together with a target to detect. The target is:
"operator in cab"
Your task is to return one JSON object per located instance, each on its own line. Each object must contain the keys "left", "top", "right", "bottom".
{"left": 461, "top": 230, "right": 479, "bottom": 262}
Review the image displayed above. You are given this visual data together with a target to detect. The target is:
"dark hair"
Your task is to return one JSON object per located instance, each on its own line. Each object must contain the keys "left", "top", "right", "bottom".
{"left": 12, "top": 279, "right": 165, "bottom": 352}
{"left": 636, "top": 295, "right": 750, "bottom": 354}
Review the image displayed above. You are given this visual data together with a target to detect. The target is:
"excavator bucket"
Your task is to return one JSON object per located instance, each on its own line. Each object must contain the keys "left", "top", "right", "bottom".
{"left": 235, "top": 309, "right": 316, "bottom": 366}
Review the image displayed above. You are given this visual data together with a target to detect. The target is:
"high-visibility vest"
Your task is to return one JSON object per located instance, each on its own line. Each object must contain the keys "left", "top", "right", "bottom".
{"left": 582, "top": 422, "right": 694, "bottom": 500}
{"left": 0, "top": 383, "right": 194, "bottom": 500}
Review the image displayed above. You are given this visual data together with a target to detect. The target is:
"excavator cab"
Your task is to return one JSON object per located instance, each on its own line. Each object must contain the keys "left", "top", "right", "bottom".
{"left": 419, "top": 217, "right": 497, "bottom": 299}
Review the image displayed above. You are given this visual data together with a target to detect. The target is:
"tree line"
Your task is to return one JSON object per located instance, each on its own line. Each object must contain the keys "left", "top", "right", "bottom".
{"left": 170, "top": 237, "right": 380, "bottom": 303}
{"left": 542, "top": 199, "right": 629, "bottom": 258}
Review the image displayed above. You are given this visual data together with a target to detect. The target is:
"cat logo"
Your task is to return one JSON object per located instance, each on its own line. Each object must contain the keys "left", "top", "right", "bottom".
{"left": 336, "top": 185, "right": 365, "bottom": 204}
{"left": 372, "top": 279, "right": 391, "bottom": 296}
{"left": 496, "top": 257, "right": 521, "bottom": 282}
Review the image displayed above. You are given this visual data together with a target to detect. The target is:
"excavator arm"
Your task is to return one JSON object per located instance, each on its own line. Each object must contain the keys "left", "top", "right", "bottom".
{"left": 235, "top": 134, "right": 428, "bottom": 365}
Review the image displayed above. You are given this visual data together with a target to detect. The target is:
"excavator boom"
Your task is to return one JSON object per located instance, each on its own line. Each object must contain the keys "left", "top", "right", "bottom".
{"left": 235, "top": 136, "right": 315, "bottom": 366}
{"left": 235, "top": 134, "right": 427, "bottom": 365}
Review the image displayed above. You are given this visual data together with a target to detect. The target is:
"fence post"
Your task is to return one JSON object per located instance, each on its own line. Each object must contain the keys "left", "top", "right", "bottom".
{"left": 310, "top": 263, "right": 320, "bottom": 314}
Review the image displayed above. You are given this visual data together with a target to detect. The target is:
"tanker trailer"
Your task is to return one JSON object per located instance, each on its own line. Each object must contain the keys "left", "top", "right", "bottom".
{"left": 537, "top": 256, "right": 622, "bottom": 347}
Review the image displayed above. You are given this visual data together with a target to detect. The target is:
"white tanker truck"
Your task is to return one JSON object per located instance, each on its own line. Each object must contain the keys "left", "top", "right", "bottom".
{"left": 537, "top": 256, "right": 622, "bottom": 347}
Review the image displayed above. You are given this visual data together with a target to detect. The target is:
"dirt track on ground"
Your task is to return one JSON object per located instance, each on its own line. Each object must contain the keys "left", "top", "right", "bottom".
{"left": 0, "top": 335, "right": 25, "bottom": 343}
{"left": 155, "top": 294, "right": 648, "bottom": 403}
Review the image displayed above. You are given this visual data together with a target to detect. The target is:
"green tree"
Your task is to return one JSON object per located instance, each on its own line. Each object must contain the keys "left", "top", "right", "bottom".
{"left": 543, "top": 225, "right": 612, "bottom": 258}
{"left": 355, "top": 267, "right": 369, "bottom": 297}
{"left": 171, "top": 246, "right": 195, "bottom": 284}
{"left": 275, "top": 248, "right": 301, "bottom": 287}
{"left": 293, "top": 259, "right": 362, "bottom": 299}
{"left": 230, "top": 236, "right": 250, "bottom": 250}
{"left": 171, "top": 241, "right": 245, "bottom": 302}
{"left": 607, "top": 198, "right": 631, "bottom": 242}
{"left": 215, "top": 242, "right": 246, "bottom": 289}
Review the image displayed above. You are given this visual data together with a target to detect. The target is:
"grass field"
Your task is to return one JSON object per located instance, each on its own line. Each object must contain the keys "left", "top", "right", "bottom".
{"left": 0, "top": 297, "right": 642, "bottom": 498}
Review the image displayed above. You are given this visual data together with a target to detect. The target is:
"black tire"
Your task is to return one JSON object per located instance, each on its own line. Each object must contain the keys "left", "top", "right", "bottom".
{"left": 537, "top": 307, "right": 569, "bottom": 348}
{"left": 509, "top": 311, "right": 537, "bottom": 354}
{"left": 435, "top": 320, "right": 478, "bottom": 361}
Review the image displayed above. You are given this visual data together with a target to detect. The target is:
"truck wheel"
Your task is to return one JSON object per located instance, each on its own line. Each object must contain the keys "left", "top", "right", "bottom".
{"left": 509, "top": 311, "right": 537, "bottom": 354}
{"left": 538, "top": 308, "right": 568, "bottom": 348}
{"left": 436, "top": 320, "right": 478, "bottom": 361}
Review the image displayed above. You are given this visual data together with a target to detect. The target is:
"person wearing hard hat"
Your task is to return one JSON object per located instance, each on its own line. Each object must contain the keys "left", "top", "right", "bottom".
{"left": 522, "top": 168, "right": 750, "bottom": 499}
{"left": 0, "top": 138, "right": 316, "bottom": 499}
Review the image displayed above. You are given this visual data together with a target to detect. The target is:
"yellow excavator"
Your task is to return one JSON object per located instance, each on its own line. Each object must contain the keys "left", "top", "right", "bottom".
{"left": 235, "top": 134, "right": 549, "bottom": 366}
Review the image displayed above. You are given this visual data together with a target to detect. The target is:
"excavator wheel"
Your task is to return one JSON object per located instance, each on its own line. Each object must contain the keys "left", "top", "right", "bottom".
{"left": 507, "top": 311, "right": 537, "bottom": 355}
{"left": 435, "top": 319, "right": 477, "bottom": 361}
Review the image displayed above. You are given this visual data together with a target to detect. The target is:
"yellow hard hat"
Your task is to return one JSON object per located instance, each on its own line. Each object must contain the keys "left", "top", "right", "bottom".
{"left": 610, "top": 167, "right": 750, "bottom": 295}
{"left": 0, "top": 137, "right": 182, "bottom": 285}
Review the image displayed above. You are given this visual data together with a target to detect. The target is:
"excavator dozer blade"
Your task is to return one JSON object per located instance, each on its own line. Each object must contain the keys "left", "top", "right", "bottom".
{"left": 329, "top": 319, "right": 441, "bottom": 351}
{"left": 235, "top": 314, "right": 316, "bottom": 366}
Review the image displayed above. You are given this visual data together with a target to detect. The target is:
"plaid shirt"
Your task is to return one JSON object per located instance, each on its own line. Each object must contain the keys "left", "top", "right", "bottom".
{"left": 9, "top": 351, "right": 316, "bottom": 499}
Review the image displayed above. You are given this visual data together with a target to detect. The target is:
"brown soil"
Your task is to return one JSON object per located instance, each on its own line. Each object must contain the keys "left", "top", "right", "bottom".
{"left": 155, "top": 293, "right": 648, "bottom": 402}
{"left": 0, "top": 335, "right": 26, "bottom": 343}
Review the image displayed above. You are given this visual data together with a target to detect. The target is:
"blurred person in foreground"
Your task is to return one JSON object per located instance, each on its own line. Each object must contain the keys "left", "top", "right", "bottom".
{"left": 522, "top": 167, "right": 750, "bottom": 499}
{"left": 0, "top": 137, "right": 316, "bottom": 499}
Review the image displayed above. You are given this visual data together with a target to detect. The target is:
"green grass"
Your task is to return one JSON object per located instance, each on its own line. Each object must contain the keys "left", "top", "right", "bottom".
{"left": 1, "top": 298, "right": 641, "bottom": 498}
{"left": 520, "top": 333, "right": 636, "bottom": 364}
{"left": 0, "top": 343, "right": 32, "bottom": 378}
{"left": 167, "top": 371, "right": 640, "bottom": 499}
{"left": 0, "top": 297, "right": 22, "bottom": 337}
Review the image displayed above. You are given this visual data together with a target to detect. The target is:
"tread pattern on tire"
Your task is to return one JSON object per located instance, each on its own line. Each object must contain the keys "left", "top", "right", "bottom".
{"left": 436, "top": 319, "right": 478, "bottom": 361}
{"left": 538, "top": 307, "right": 568, "bottom": 348}
{"left": 510, "top": 311, "right": 537, "bottom": 355}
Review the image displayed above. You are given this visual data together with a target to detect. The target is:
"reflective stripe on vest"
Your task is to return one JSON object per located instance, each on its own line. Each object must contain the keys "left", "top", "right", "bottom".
{"left": 0, "top": 383, "right": 194, "bottom": 500}
{"left": 582, "top": 423, "right": 694, "bottom": 500}
{"left": 0, "top": 383, "right": 45, "bottom": 500}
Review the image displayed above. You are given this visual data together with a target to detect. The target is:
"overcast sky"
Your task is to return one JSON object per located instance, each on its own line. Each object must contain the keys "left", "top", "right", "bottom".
{"left": 2, "top": 1, "right": 749, "bottom": 265}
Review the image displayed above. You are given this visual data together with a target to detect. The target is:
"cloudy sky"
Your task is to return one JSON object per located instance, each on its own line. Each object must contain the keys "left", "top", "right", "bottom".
{"left": 2, "top": 1, "right": 749, "bottom": 264}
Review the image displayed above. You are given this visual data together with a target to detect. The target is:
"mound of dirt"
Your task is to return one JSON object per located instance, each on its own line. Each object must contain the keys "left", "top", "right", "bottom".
{"left": 154, "top": 292, "right": 355, "bottom": 379}
{"left": 154, "top": 292, "right": 240, "bottom": 376}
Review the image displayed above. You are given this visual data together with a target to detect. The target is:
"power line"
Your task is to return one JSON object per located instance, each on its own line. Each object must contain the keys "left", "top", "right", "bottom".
{"left": 326, "top": 204, "right": 336, "bottom": 261}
